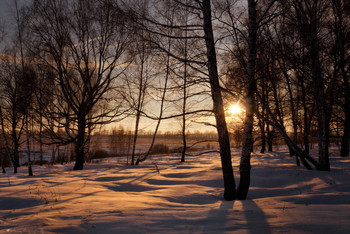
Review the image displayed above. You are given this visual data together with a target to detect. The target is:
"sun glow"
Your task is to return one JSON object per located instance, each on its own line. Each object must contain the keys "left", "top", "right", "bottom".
{"left": 228, "top": 104, "right": 243, "bottom": 115}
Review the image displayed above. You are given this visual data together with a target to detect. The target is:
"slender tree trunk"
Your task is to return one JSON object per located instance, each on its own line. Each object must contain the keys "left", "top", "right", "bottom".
{"left": 202, "top": 0, "right": 236, "bottom": 200}
{"left": 283, "top": 66, "right": 298, "bottom": 157}
{"left": 1, "top": 156, "right": 5, "bottom": 173}
{"left": 73, "top": 116, "right": 86, "bottom": 170}
{"left": 181, "top": 63, "right": 187, "bottom": 163}
{"left": 294, "top": 0, "right": 330, "bottom": 171}
{"left": 39, "top": 113, "right": 43, "bottom": 165}
{"left": 332, "top": 0, "right": 349, "bottom": 157}
{"left": 301, "top": 81, "right": 310, "bottom": 154}
{"left": 267, "top": 123, "right": 273, "bottom": 151}
{"left": 262, "top": 114, "right": 316, "bottom": 170}
{"left": 131, "top": 111, "right": 141, "bottom": 166}
{"left": 340, "top": 69, "right": 350, "bottom": 157}
{"left": 50, "top": 146, "right": 54, "bottom": 165}
{"left": 11, "top": 122, "right": 20, "bottom": 169}
{"left": 136, "top": 52, "right": 170, "bottom": 165}
{"left": 341, "top": 105, "right": 350, "bottom": 157}
{"left": 237, "top": 0, "right": 257, "bottom": 200}
{"left": 311, "top": 45, "right": 330, "bottom": 171}
{"left": 0, "top": 107, "right": 11, "bottom": 173}
{"left": 181, "top": 14, "right": 189, "bottom": 163}
{"left": 131, "top": 46, "right": 147, "bottom": 166}
{"left": 26, "top": 114, "right": 33, "bottom": 176}
{"left": 259, "top": 118, "right": 266, "bottom": 154}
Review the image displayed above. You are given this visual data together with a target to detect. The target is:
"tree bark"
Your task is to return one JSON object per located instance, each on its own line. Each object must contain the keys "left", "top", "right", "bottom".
{"left": 259, "top": 119, "right": 266, "bottom": 154}
{"left": 340, "top": 99, "right": 350, "bottom": 157}
{"left": 26, "top": 114, "right": 33, "bottom": 176}
{"left": 73, "top": 116, "right": 86, "bottom": 170}
{"left": 267, "top": 123, "right": 273, "bottom": 151}
{"left": 202, "top": 0, "right": 236, "bottom": 200}
{"left": 340, "top": 38, "right": 350, "bottom": 157}
{"left": 237, "top": 0, "right": 257, "bottom": 200}
{"left": 311, "top": 44, "right": 330, "bottom": 171}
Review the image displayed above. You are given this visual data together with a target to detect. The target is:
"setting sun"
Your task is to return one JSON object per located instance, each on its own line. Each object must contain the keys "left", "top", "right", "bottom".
{"left": 228, "top": 104, "right": 243, "bottom": 115}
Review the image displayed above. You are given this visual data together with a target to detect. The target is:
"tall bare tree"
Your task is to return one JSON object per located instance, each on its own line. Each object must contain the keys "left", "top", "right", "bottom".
{"left": 287, "top": 0, "right": 332, "bottom": 171}
{"left": 329, "top": 0, "right": 350, "bottom": 157}
{"left": 201, "top": 0, "right": 237, "bottom": 200}
{"left": 28, "top": 0, "right": 130, "bottom": 170}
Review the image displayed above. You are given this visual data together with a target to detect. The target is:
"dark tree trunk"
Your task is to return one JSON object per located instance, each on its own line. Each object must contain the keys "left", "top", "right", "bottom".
{"left": 259, "top": 119, "right": 266, "bottom": 154}
{"left": 311, "top": 45, "right": 330, "bottom": 171}
{"left": 26, "top": 114, "right": 33, "bottom": 176}
{"left": 73, "top": 116, "right": 86, "bottom": 170}
{"left": 12, "top": 128, "right": 20, "bottom": 169}
{"left": 202, "top": 0, "right": 236, "bottom": 200}
{"left": 263, "top": 115, "right": 317, "bottom": 170}
{"left": 340, "top": 72, "right": 350, "bottom": 157}
{"left": 301, "top": 81, "right": 310, "bottom": 155}
{"left": 136, "top": 50, "right": 170, "bottom": 165}
{"left": 131, "top": 111, "right": 141, "bottom": 166}
{"left": 267, "top": 123, "right": 273, "bottom": 151}
{"left": 294, "top": 0, "right": 330, "bottom": 171}
{"left": 341, "top": 106, "right": 350, "bottom": 157}
{"left": 237, "top": 0, "right": 257, "bottom": 200}
{"left": 332, "top": 0, "right": 349, "bottom": 157}
{"left": 39, "top": 114, "right": 43, "bottom": 165}
{"left": 181, "top": 20, "right": 188, "bottom": 163}
{"left": 181, "top": 61, "right": 187, "bottom": 163}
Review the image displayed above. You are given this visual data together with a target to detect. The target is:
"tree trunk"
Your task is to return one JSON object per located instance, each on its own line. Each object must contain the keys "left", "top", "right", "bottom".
{"left": 202, "top": 0, "right": 236, "bottom": 200}
{"left": 11, "top": 123, "right": 20, "bottom": 169}
{"left": 262, "top": 114, "right": 317, "bottom": 170}
{"left": 131, "top": 111, "right": 141, "bottom": 166}
{"left": 26, "top": 114, "right": 33, "bottom": 176}
{"left": 181, "top": 15, "right": 189, "bottom": 163}
{"left": 259, "top": 119, "right": 266, "bottom": 154}
{"left": 181, "top": 66, "right": 187, "bottom": 163}
{"left": 301, "top": 81, "right": 310, "bottom": 154}
{"left": 267, "top": 123, "right": 273, "bottom": 151}
{"left": 136, "top": 50, "right": 170, "bottom": 165}
{"left": 73, "top": 116, "right": 86, "bottom": 170}
{"left": 341, "top": 106, "right": 350, "bottom": 157}
{"left": 311, "top": 45, "right": 330, "bottom": 171}
{"left": 0, "top": 107, "right": 14, "bottom": 173}
{"left": 39, "top": 114, "right": 43, "bottom": 165}
{"left": 340, "top": 72, "right": 350, "bottom": 157}
{"left": 295, "top": 0, "right": 330, "bottom": 171}
{"left": 237, "top": 0, "right": 257, "bottom": 200}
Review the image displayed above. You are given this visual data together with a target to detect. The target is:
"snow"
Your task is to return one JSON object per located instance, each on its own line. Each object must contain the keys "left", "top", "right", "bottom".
{"left": 1, "top": 147, "right": 350, "bottom": 233}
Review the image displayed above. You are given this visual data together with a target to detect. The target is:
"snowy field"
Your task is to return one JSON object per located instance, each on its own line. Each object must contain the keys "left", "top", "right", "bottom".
{"left": 1, "top": 147, "right": 350, "bottom": 233}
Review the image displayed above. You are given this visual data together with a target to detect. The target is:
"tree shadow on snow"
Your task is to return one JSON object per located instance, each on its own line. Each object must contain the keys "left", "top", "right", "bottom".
{"left": 241, "top": 200, "right": 272, "bottom": 234}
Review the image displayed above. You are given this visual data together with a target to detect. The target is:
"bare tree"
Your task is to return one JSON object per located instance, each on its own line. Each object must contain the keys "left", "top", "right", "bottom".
{"left": 329, "top": 0, "right": 350, "bottom": 157}
{"left": 0, "top": 54, "right": 26, "bottom": 173}
{"left": 124, "top": 21, "right": 156, "bottom": 165}
{"left": 28, "top": 0, "right": 130, "bottom": 170}
{"left": 200, "top": 0, "right": 237, "bottom": 200}
{"left": 285, "top": 0, "right": 333, "bottom": 171}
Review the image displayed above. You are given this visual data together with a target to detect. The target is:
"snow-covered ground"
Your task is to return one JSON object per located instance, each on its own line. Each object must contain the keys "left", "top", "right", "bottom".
{"left": 1, "top": 147, "right": 350, "bottom": 233}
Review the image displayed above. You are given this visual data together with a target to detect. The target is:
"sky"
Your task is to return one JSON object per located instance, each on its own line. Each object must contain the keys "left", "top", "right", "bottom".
{"left": 0, "top": 0, "right": 31, "bottom": 44}
{"left": 0, "top": 0, "right": 234, "bottom": 134}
